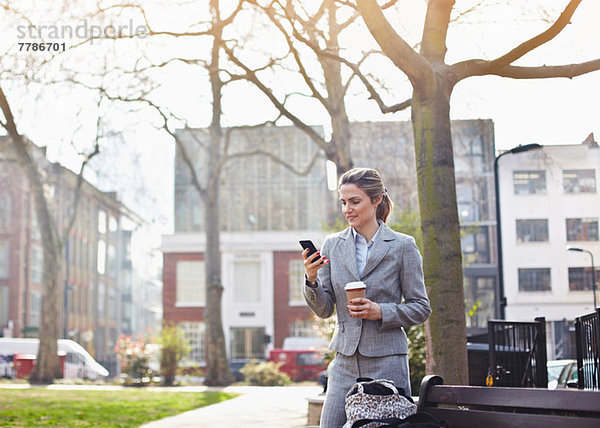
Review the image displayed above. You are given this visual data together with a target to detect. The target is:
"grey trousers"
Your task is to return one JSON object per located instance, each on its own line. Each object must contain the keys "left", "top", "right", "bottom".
{"left": 320, "top": 352, "right": 411, "bottom": 428}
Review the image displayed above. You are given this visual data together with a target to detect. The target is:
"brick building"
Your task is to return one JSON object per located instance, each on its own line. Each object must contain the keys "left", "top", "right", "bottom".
{"left": 0, "top": 138, "right": 161, "bottom": 375}
{"left": 162, "top": 120, "right": 497, "bottom": 366}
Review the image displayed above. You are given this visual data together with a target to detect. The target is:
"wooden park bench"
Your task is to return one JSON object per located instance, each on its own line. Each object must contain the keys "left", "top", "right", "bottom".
{"left": 418, "top": 374, "right": 600, "bottom": 428}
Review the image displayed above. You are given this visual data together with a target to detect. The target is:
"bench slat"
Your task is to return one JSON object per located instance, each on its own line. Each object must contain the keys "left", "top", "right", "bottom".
{"left": 424, "top": 385, "right": 600, "bottom": 413}
{"left": 426, "top": 407, "right": 600, "bottom": 428}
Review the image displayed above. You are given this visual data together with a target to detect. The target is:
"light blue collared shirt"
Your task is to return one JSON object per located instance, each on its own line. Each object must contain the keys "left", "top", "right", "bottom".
{"left": 352, "top": 220, "right": 382, "bottom": 278}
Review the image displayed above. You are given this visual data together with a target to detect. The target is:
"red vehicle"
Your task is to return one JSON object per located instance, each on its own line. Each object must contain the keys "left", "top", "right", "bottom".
{"left": 269, "top": 348, "right": 327, "bottom": 382}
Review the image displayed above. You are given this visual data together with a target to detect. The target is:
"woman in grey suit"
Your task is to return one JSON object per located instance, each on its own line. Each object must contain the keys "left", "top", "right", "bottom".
{"left": 303, "top": 167, "right": 431, "bottom": 427}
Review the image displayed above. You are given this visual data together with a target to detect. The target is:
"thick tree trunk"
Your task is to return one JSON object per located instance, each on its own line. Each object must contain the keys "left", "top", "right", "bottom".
{"left": 30, "top": 244, "right": 62, "bottom": 384}
{"left": 0, "top": 87, "right": 62, "bottom": 384}
{"left": 203, "top": 0, "right": 234, "bottom": 386}
{"left": 203, "top": 174, "right": 234, "bottom": 386}
{"left": 411, "top": 75, "right": 468, "bottom": 385}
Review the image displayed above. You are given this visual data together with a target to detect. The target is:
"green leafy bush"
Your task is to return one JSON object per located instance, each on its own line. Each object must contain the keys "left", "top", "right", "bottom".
{"left": 240, "top": 361, "right": 291, "bottom": 386}
{"left": 158, "top": 323, "right": 190, "bottom": 386}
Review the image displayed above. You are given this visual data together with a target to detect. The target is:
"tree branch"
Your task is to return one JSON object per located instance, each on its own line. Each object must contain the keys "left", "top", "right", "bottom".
{"left": 60, "top": 98, "right": 102, "bottom": 246}
{"left": 488, "top": 0, "right": 582, "bottom": 71}
{"left": 223, "top": 43, "right": 327, "bottom": 150}
{"left": 226, "top": 146, "right": 324, "bottom": 176}
{"left": 489, "top": 60, "right": 600, "bottom": 79}
{"left": 451, "top": 0, "right": 586, "bottom": 82}
{"left": 293, "top": 32, "right": 412, "bottom": 113}
{"left": 355, "top": 0, "right": 431, "bottom": 86}
{"left": 252, "top": 1, "right": 329, "bottom": 107}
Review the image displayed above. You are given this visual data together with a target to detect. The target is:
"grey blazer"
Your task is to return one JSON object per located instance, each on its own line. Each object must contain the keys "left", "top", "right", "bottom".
{"left": 304, "top": 223, "right": 431, "bottom": 357}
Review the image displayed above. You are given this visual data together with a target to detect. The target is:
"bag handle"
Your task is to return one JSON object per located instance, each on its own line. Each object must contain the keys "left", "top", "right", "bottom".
{"left": 351, "top": 411, "right": 449, "bottom": 428}
{"left": 351, "top": 417, "right": 406, "bottom": 428}
{"left": 355, "top": 378, "right": 399, "bottom": 395}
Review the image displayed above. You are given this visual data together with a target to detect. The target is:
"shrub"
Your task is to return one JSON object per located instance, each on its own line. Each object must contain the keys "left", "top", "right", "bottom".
{"left": 158, "top": 324, "right": 190, "bottom": 386}
{"left": 240, "top": 361, "right": 291, "bottom": 386}
{"left": 114, "top": 334, "right": 155, "bottom": 384}
{"left": 177, "top": 365, "right": 205, "bottom": 377}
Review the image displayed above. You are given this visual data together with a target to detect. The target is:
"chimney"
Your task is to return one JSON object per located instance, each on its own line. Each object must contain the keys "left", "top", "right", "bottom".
{"left": 582, "top": 132, "right": 598, "bottom": 147}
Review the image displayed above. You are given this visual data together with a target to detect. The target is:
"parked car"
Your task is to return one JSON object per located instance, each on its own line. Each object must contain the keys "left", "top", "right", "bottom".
{"left": 269, "top": 348, "right": 327, "bottom": 382}
{"left": 547, "top": 359, "right": 576, "bottom": 389}
{"left": 0, "top": 338, "right": 109, "bottom": 380}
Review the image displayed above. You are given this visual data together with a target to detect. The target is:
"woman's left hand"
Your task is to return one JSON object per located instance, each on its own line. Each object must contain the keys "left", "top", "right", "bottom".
{"left": 347, "top": 298, "right": 382, "bottom": 320}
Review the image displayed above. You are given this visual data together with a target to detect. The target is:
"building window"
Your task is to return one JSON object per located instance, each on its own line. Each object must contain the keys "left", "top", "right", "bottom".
{"left": 566, "top": 218, "right": 599, "bottom": 241}
{"left": 288, "top": 259, "right": 305, "bottom": 305}
{"left": 0, "top": 240, "right": 9, "bottom": 279}
{"left": 230, "top": 327, "right": 265, "bottom": 360}
{"left": 97, "top": 282, "right": 105, "bottom": 317}
{"left": 107, "top": 244, "right": 117, "bottom": 279}
{"left": 179, "top": 321, "right": 205, "bottom": 365}
{"left": 97, "top": 240, "right": 106, "bottom": 275}
{"left": 233, "top": 260, "right": 260, "bottom": 303}
{"left": 289, "top": 320, "right": 319, "bottom": 337}
{"left": 518, "top": 268, "right": 551, "bottom": 292}
{"left": 98, "top": 210, "right": 107, "bottom": 234}
{"left": 516, "top": 219, "right": 549, "bottom": 242}
{"left": 0, "top": 193, "right": 11, "bottom": 231}
{"left": 563, "top": 169, "right": 596, "bottom": 193}
{"left": 513, "top": 171, "right": 546, "bottom": 195}
{"left": 464, "top": 276, "right": 495, "bottom": 329}
{"left": 31, "top": 245, "right": 43, "bottom": 284}
{"left": 108, "top": 215, "right": 118, "bottom": 233}
{"left": 29, "top": 291, "right": 42, "bottom": 327}
{"left": 460, "top": 227, "right": 489, "bottom": 263}
{"left": 568, "top": 267, "right": 600, "bottom": 291}
{"left": 89, "top": 282, "right": 95, "bottom": 318}
{"left": 176, "top": 260, "right": 205, "bottom": 306}
{"left": 0, "top": 285, "right": 8, "bottom": 325}
{"left": 31, "top": 211, "right": 41, "bottom": 241}
{"left": 108, "top": 287, "right": 117, "bottom": 320}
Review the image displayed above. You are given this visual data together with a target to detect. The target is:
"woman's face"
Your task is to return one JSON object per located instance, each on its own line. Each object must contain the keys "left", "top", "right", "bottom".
{"left": 339, "top": 183, "right": 381, "bottom": 231}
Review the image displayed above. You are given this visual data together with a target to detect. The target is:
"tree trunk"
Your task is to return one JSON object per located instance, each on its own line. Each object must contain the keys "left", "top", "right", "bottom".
{"left": 411, "top": 75, "right": 468, "bottom": 385}
{"left": 30, "top": 242, "right": 63, "bottom": 384}
{"left": 0, "top": 87, "right": 62, "bottom": 384}
{"left": 203, "top": 173, "right": 234, "bottom": 386}
{"left": 202, "top": 0, "right": 234, "bottom": 386}
{"left": 321, "top": 0, "right": 353, "bottom": 176}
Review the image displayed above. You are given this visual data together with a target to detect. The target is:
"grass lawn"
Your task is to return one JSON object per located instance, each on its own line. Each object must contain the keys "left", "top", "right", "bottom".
{"left": 0, "top": 388, "right": 237, "bottom": 427}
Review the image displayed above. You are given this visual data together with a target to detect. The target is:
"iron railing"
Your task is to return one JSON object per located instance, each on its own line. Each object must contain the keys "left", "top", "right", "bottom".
{"left": 575, "top": 309, "right": 600, "bottom": 390}
{"left": 488, "top": 317, "right": 547, "bottom": 388}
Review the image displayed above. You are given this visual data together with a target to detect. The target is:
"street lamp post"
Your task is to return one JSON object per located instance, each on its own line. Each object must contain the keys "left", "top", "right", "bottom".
{"left": 494, "top": 143, "right": 542, "bottom": 319}
{"left": 567, "top": 247, "right": 597, "bottom": 310}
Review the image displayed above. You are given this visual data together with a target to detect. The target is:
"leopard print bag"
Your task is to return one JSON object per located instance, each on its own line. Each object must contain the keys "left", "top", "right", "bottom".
{"left": 343, "top": 378, "right": 417, "bottom": 428}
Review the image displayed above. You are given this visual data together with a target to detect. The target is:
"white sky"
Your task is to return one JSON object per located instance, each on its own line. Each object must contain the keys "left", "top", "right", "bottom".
{"left": 1, "top": 1, "right": 599, "bottom": 234}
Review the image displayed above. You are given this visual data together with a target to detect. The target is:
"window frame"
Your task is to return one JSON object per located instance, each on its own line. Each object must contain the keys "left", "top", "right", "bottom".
{"left": 518, "top": 268, "right": 551, "bottom": 292}
{"left": 175, "top": 260, "right": 206, "bottom": 307}
{"left": 513, "top": 170, "right": 546, "bottom": 195}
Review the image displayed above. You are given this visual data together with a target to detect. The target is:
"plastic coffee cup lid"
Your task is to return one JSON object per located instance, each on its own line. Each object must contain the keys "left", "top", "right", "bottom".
{"left": 345, "top": 281, "right": 366, "bottom": 290}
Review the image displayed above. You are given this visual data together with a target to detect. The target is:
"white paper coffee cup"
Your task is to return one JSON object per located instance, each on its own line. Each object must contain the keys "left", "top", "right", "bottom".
{"left": 345, "top": 281, "right": 366, "bottom": 302}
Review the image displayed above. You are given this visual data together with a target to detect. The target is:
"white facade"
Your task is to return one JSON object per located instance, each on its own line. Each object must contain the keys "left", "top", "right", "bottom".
{"left": 498, "top": 141, "right": 599, "bottom": 325}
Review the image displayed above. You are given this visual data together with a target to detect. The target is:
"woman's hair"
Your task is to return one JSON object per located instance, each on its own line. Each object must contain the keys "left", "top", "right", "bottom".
{"left": 338, "top": 167, "right": 394, "bottom": 222}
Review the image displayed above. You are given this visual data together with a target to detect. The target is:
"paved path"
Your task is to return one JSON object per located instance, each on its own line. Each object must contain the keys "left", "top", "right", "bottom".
{"left": 140, "top": 385, "right": 322, "bottom": 428}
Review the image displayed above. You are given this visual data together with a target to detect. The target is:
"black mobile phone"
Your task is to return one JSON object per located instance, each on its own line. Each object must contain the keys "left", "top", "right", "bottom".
{"left": 299, "top": 240, "right": 321, "bottom": 261}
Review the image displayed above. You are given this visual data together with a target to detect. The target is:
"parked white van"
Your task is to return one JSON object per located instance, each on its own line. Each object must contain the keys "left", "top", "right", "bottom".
{"left": 0, "top": 338, "right": 109, "bottom": 380}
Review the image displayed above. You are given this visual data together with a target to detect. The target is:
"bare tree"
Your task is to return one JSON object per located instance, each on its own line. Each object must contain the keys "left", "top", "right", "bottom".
{"left": 350, "top": 0, "right": 600, "bottom": 384}
{"left": 226, "top": 0, "right": 406, "bottom": 175}
{"left": 0, "top": 87, "right": 101, "bottom": 383}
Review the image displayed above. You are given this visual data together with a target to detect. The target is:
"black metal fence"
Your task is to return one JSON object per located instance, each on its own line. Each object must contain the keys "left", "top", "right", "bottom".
{"left": 488, "top": 317, "right": 548, "bottom": 388}
{"left": 575, "top": 309, "right": 600, "bottom": 390}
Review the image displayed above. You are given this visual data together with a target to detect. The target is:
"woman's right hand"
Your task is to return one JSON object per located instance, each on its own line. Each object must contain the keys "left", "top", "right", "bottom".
{"left": 302, "top": 248, "right": 329, "bottom": 283}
